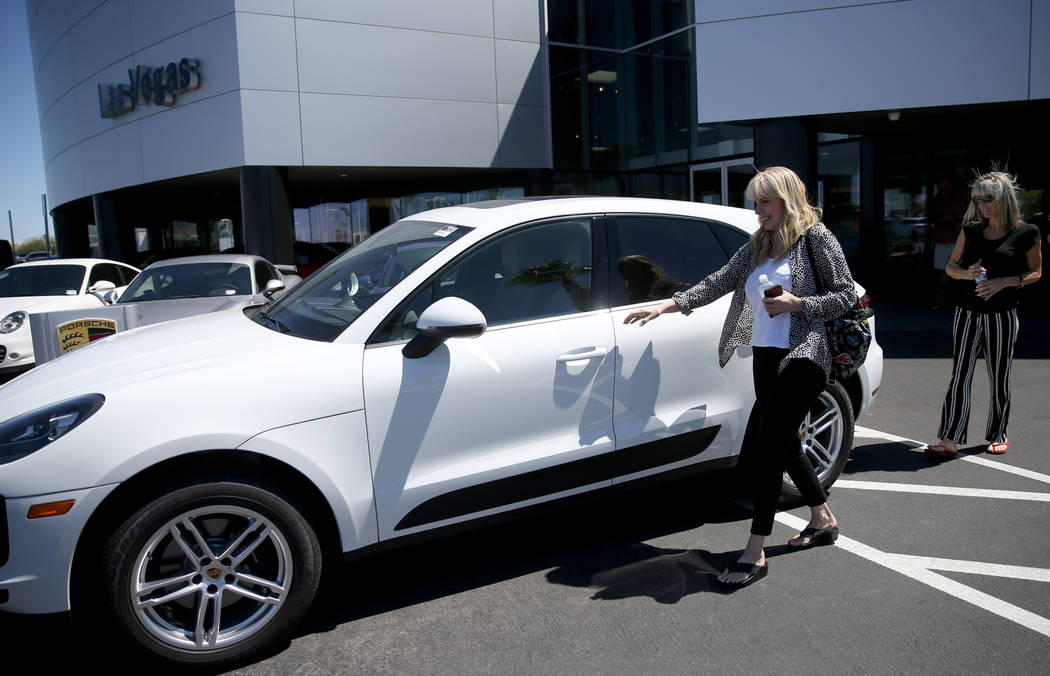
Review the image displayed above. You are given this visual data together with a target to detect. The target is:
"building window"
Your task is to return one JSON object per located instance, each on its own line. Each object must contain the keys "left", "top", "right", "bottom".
{"left": 171, "top": 220, "right": 200, "bottom": 249}
{"left": 817, "top": 140, "right": 861, "bottom": 261}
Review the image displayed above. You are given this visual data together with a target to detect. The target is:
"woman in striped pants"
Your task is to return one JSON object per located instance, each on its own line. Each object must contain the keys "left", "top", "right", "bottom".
{"left": 926, "top": 171, "right": 1041, "bottom": 457}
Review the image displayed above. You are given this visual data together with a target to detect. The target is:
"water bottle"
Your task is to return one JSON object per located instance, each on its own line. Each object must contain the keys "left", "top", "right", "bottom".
{"left": 758, "top": 274, "right": 782, "bottom": 317}
{"left": 974, "top": 263, "right": 987, "bottom": 300}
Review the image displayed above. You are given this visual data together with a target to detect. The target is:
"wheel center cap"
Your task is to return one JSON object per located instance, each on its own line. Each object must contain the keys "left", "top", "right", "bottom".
{"left": 205, "top": 567, "right": 224, "bottom": 580}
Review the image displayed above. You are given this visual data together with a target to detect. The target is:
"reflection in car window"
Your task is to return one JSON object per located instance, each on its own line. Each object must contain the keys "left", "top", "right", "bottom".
{"left": 258, "top": 220, "right": 474, "bottom": 342}
{"left": 0, "top": 265, "right": 87, "bottom": 297}
{"left": 372, "top": 218, "right": 593, "bottom": 343}
{"left": 608, "top": 216, "right": 728, "bottom": 307}
{"left": 119, "top": 263, "right": 253, "bottom": 301}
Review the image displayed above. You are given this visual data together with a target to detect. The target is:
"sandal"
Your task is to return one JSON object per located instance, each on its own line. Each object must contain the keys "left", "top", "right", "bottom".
{"left": 987, "top": 440, "right": 1009, "bottom": 454}
{"left": 718, "top": 561, "right": 768, "bottom": 588}
{"left": 789, "top": 526, "right": 839, "bottom": 549}
{"left": 924, "top": 443, "right": 958, "bottom": 458}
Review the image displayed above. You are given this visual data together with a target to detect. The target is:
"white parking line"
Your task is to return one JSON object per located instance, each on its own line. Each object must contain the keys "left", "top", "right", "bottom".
{"left": 834, "top": 479, "right": 1050, "bottom": 502}
{"left": 854, "top": 425, "right": 1050, "bottom": 485}
{"left": 889, "top": 555, "right": 1050, "bottom": 582}
{"left": 774, "top": 511, "right": 1050, "bottom": 638}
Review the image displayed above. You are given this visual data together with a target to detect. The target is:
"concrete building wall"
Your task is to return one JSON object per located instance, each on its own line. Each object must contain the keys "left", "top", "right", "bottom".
{"left": 26, "top": 0, "right": 550, "bottom": 209}
{"left": 695, "top": 0, "right": 1041, "bottom": 122}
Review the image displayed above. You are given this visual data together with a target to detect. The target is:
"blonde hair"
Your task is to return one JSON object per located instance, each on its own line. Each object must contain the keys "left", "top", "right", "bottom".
{"left": 964, "top": 170, "right": 1023, "bottom": 233}
{"left": 745, "top": 166, "right": 822, "bottom": 265}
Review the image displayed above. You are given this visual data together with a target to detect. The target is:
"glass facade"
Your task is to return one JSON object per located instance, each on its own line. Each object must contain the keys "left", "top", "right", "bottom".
{"left": 549, "top": 0, "right": 751, "bottom": 199}
{"left": 547, "top": 2, "right": 1046, "bottom": 312}
{"left": 294, "top": 201, "right": 370, "bottom": 247}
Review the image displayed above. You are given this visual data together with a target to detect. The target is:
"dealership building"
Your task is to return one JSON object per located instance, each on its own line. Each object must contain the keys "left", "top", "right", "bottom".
{"left": 26, "top": 0, "right": 1049, "bottom": 308}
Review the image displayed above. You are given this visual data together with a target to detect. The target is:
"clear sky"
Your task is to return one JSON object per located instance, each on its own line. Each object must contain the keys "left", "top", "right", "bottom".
{"left": 0, "top": 0, "right": 50, "bottom": 246}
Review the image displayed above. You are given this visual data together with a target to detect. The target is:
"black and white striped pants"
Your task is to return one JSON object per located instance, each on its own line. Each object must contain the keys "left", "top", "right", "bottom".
{"left": 937, "top": 307, "right": 1019, "bottom": 444}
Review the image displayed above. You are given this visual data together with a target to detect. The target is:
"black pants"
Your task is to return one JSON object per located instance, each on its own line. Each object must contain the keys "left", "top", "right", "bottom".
{"left": 746, "top": 347, "right": 829, "bottom": 537}
{"left": 937, "top": 307, "right": 1019, "bottom": 444}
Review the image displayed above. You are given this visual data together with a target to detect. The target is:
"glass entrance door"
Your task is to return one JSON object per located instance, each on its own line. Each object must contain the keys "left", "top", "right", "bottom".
{"left": 690, "top": 159, "right": 755, "bottom": 208}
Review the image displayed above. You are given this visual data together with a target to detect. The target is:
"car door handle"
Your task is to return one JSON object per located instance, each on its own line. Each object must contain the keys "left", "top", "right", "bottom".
{"left": 556, "top": 347, "right": 608, "bottom": 362}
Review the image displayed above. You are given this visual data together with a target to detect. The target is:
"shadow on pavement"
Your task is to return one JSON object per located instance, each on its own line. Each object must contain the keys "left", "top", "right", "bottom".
{"left": 845, "top": 440, "right": 1000, "bottom": 476}
{"left": 305, "top": 471, "right": 754, "bottom": 630}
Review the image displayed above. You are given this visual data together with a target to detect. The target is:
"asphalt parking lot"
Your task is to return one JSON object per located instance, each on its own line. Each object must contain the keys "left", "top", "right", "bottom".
{"left": 3, "top": 303, "right": 1049, "bottom": 674}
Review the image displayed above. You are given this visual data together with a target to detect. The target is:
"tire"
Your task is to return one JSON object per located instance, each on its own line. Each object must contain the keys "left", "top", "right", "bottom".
{"left": 780, "top": 380, "right": 855, "bottom": 503}
{"left": 102, "top": 480, "right": 322, "bottom": 666}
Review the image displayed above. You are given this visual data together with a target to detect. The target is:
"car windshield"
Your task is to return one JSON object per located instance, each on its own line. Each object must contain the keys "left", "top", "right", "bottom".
{"left": 119, "top": 263, "right": 252, "bottom": 301}
{"left": 256, "top": 220, "right": 473, "bottom": 341}
{"left": 0, "top": 264, "right": 86, "bottom": 297}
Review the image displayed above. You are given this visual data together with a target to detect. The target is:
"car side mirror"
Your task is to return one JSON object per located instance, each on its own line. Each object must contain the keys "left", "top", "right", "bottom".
{"left": 88, "top": 280, "right": 116, "bottom": 300}
{"left": 403, "top": 297, "right": 487, "bottom": 359}
{"left": 89, "top": 280, "right": 116, "bottom": 293}
{"left": 263, "top": 278, "right": 286, "bottom": 299}
{"left": 102, "top": 289, "right": 120, "bottom": 305}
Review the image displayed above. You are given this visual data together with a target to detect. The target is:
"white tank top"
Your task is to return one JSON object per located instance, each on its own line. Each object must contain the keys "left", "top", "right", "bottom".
{"left": 747, "top": 256, "right": 792, "bottom": 348}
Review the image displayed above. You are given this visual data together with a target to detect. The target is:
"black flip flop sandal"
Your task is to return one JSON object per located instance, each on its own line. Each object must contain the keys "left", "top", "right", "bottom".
{"left": 789, "top": 526, "right": 839, "bottom": 549}
{"left": 718, "top": 561, "right": 768, "bottom": 588}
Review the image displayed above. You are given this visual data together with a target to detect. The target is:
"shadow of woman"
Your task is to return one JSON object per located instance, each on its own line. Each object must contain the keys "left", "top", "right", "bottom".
{"left": 546, "top": 542, "right": 741, "bottom": 602}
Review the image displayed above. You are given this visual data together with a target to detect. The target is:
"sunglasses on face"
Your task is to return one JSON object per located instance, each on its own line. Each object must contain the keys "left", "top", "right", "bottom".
{"left": 972, "top": 195, "right": 996, "bottom": 204}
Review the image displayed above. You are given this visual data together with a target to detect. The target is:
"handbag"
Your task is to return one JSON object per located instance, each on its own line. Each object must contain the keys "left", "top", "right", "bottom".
{"left": 804, "top": 233, "right": 873, "bottom": 381}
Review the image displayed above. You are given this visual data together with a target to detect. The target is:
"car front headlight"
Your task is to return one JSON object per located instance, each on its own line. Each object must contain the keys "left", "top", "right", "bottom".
{"left": 0, "top": 393, "right": 105, "bottom": 465}
{"left": 0, "top": 311, "right": 27, "bottom": 333}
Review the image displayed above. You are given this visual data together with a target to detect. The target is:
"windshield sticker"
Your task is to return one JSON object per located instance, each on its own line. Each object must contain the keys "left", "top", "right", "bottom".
{"left": 66, "top": 289, "right": 77, "bottom": 295}
{"left": 433, "top": 226, "right": 458, "bottom": 238}
{"left": 57, "top": 318, "right": 118, "bottom": 354}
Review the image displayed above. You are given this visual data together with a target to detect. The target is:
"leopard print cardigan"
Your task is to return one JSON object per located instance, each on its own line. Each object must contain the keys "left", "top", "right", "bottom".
{"left": 671, "top": 224, "right": 857, "bottom": 376}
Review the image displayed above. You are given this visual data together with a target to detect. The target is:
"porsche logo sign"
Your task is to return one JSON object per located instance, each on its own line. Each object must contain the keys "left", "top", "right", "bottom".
{"left": 57, "top": 319, "right": 118, "bottom": 354}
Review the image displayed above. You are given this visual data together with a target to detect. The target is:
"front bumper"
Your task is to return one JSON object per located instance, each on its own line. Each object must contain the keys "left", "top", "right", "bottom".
{"left": 0, "top": 326, "right": 35, "bottom": 374}
{"left": 0, "top": 484, "right": 117, "bottom": 614}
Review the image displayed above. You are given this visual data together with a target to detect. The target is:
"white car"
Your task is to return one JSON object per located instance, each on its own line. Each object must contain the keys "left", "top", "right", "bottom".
{"left": 114, "top": 254, "right": 302, "bottom": 325}
{"left": 0, "top": 198, "right": 882, "bottom": 665}
{"left": 0, "top": 258, "right": 140, "bottom": 374}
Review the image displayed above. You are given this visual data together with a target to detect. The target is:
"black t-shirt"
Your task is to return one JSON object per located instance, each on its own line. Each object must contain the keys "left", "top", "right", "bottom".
{"left": 955, "top": 221, "right": 1039, "bottom": 312}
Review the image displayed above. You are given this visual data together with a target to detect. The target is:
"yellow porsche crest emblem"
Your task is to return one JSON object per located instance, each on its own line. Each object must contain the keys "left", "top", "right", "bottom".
{"left": 57, "top": 318, "right": 118, "bottom": 355}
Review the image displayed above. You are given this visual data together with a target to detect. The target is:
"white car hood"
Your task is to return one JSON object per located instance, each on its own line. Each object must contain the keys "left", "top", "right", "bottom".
{"left": 0, "top": 310, "right": 363, "bottom": 426}
{"left": 0, "top": 294, "right": 93, "bottom": 314}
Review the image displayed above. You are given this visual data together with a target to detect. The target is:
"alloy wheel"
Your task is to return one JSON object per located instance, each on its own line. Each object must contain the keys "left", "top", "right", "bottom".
{"left": 783, "top": 388, "right": 847, "bottom": 490}
{"left": 129, "top": 504, "right": 293, "bottom": 651}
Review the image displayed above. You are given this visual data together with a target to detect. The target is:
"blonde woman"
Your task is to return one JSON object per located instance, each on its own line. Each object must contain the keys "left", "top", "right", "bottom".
{"left": 624, "top": 166, "right": 857, "bottom": 587}
{"left": 926, "top": 171, "right": 1042, "bottom": 457}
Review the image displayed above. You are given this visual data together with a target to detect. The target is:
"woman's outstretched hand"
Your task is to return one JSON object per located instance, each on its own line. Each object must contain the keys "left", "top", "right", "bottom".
{"left": 623, "top": 299, "right": 679, "bottom": 325}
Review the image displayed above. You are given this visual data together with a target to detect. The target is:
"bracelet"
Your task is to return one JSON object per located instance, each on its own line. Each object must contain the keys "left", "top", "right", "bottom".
{"left": 1017, "top": 275, "right": 1024, "bottom": 289}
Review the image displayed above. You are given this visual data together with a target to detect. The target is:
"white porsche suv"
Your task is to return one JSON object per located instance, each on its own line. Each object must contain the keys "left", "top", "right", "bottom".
{"left": 0, "top": 198, "right": 882, "bottom": 665}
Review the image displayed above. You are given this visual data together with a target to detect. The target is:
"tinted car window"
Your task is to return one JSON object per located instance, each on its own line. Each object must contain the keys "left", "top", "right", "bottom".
{"left": 120, "top": 263, "right": 252, "bottom": 301}
{"left": 711, "top": 222, "right": 749, "bottom": 258}
{"left": 88, "top": 263, "right": 122, "bottom": 286}
{"left": 608, "top": 216, "right": 727, "bottom": 306}
{"left": 0, "top": 264, "right": 86, "bottom": 296}
{"left": 118, "top": 265, "right": 139, "bottom": 285}
{"left": 372, "top": 218, "right": 594, "bottom": 343}
{"left": 254, "top": 261, "right": 277, "bottom": 291}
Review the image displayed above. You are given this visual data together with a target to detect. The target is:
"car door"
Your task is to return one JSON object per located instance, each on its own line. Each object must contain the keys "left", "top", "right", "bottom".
{"left": 361, "top": 217, "right": 616, "bottom": 539}
{"left": 608, "top": 215, "right": 755, "bottom": 484}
